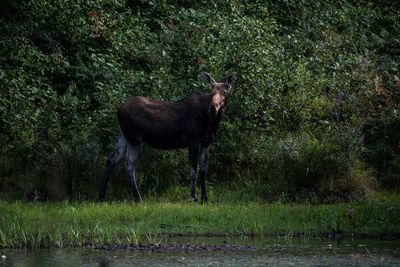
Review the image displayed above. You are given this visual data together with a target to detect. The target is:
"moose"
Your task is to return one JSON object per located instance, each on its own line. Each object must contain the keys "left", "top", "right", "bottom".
{"left": 98, "top": 72, "right": 237, "bottom": 203}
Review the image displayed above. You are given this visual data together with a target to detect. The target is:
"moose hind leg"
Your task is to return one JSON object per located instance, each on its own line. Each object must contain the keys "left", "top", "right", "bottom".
{"left": 99, "top": 135, "right": 127, "bottom": 201}
{"left": 126, "top": 144, "right": 142, "bottom": 202}
{"left": 199, "top": 147, "right": 209, "bottom": 204}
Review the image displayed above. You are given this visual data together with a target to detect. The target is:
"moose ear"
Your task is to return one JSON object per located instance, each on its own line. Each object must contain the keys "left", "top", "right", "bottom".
{"left": 225, "top": 73, "right": 237, "bottom": 91}
{"left": 200, "top": 72, "right": 216, "bottom": 86}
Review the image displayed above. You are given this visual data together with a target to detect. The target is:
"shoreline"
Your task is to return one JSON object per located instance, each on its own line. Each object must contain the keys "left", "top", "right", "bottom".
{"left": 2, "top": 233, "right": 400, "bottom": 251}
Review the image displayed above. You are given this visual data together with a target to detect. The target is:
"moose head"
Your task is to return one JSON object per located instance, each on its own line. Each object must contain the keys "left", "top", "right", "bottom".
{"left": 201, "top": 72, "right": 237, "bottom": 113}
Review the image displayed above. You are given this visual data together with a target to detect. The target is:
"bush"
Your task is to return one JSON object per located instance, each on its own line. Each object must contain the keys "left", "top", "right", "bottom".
{"left": 0, "top": 0, "right": 399, "bottom": 201}
{"left": 252, "top": 126, "right": 367, "bottom": 201}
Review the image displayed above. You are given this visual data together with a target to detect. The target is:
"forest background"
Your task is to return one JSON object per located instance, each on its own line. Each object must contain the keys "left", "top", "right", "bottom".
{"left": 0, "top": 0, "right": 399, "bottom": 202}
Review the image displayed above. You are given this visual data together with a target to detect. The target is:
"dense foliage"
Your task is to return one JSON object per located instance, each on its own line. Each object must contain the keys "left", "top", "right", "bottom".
{"left": 1, "top": 0, "right": 399, "bottom": 201}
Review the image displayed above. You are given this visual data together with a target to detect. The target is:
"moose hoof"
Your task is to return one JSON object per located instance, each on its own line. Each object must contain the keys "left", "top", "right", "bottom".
{"left": 201, "top": 199, "right": 208, "bottom": 205}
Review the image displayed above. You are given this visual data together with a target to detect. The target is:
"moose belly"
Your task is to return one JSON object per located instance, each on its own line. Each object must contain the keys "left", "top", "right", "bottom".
{"left": 142, "top": 131, "right": 189, "bottom": 150}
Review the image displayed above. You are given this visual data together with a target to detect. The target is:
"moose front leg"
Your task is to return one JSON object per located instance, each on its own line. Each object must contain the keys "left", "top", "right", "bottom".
{"left": 188, "top": 143, "right": 200, "bottom": 202}
{"left": 199, "top": 147, "right": 209, "bottom": 204}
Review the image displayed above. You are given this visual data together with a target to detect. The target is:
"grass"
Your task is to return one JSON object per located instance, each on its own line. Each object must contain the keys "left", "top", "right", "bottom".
{"left": 0, "top": 192, "right": 399, "bottom": 248}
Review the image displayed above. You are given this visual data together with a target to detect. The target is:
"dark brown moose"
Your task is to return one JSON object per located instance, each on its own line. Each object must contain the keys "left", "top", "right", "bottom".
{"left": 99, "top": 72, "right": 237, "bottom": 203}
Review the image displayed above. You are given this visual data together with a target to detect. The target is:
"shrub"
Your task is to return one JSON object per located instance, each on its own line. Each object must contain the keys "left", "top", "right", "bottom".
{"left": 0, "top": 0, "right": 398, "bottom": 201}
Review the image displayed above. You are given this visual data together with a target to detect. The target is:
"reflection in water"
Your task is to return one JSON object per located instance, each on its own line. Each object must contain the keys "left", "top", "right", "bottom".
{"left": 1, "top": 237, "right": 400, "bottom": 267}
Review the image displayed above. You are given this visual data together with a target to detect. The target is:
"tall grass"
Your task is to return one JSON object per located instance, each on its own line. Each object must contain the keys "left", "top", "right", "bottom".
{"left": 0, "top": 192, "right": 399, "bottom": 248}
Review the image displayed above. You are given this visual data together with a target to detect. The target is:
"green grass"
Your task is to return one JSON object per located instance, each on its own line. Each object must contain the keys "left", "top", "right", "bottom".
{"left": 1, "top": 192, "right": 399, "bottom": 248}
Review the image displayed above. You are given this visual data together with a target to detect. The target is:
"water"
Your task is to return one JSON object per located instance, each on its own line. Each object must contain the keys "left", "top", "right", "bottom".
{"left": 1, "top": 237, "right": 400, "bottom": 266}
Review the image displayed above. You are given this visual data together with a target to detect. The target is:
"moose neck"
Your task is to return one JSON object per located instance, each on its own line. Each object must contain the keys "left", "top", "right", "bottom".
{"left": 208, "top": 100, "right": 226, "bottom": 132}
